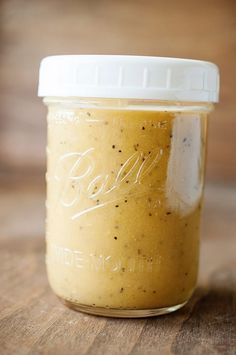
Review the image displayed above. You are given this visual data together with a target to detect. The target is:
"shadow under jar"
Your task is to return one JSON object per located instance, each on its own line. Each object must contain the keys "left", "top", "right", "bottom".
{"left": 38, "top": 55, "right": 219, "bottom": 317}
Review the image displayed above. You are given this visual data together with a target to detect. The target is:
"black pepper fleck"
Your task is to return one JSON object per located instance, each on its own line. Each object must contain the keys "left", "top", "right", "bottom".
{"left": 149, "top": 213, "right": 152, "bottom": 216}
{"left": 118, "top": 150, "right": 122, "bottom": 153}
{"left": 114, "top": 236, "right": 118, "bottom": 240}
{"left": 112, "top": 145, "right": 115, "bottom": 149}
{"left": 142, "top": 126, "right": 145, "bottom": 130}
{"left": 120, "top": 287, "right": 124, "bottom": 293}
{"left": 166, "top": 211, "right": 172, "bottom": 215}
{"left": 183, "top": 137, "right": 187, "bottom": 143}
{"left": 115, "top": 205, "right": 119, "bottom": 208}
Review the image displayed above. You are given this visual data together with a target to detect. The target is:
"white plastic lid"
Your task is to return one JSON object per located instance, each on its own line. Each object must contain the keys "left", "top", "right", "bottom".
{"left": 38, "top": 55, "right": 219, "bottom": 102}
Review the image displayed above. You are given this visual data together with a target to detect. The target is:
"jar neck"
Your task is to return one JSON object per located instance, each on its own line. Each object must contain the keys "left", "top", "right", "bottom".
{"left": 43, "top": 97, "right": 214, "bottom": 113}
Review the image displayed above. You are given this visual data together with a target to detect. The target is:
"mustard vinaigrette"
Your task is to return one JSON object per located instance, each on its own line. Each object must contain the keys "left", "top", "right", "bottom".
{"left": 38, "top": 56, "right": 219, "bottom": 317}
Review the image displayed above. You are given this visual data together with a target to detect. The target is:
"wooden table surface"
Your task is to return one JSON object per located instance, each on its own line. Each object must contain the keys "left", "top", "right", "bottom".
{"left": 0, "top": 178, "right": 235, "bottom": 355}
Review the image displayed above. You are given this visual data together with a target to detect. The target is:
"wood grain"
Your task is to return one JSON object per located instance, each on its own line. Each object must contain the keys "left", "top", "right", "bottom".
{"left": 0, "top": 0, "right": 236, "bottom": 182}
{"left": 0, "top": 179, "right": 235, "bottom": 354}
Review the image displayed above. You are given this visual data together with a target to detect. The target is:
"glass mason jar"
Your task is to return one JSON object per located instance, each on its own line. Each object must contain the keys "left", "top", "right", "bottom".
{"left": 38, "top": 55, "right": 219, "bottom": 317}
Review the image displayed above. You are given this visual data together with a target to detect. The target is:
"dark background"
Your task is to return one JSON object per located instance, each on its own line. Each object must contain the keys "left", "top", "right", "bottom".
{"left": 0, "top": 0, "right": 236, "bottom": 183}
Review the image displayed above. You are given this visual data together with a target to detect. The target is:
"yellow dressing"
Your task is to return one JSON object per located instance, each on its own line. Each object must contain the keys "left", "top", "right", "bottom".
{"left": 46, "top": 105, "right": 207, "bottom": 310}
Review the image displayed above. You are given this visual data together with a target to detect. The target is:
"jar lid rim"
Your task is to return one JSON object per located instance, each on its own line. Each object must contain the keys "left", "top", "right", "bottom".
{"left": 38, "top": 55, "right": 220, "bottom": 103}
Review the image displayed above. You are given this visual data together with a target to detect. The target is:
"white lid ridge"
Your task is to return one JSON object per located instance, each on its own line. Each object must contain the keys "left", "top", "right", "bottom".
{"left": 38, "top": 55, "right": 220, "bottom": 102}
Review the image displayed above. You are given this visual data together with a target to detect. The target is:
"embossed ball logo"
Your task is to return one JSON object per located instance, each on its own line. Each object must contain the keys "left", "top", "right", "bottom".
{"left": 49, "top": 147, "right": 163, "bottom": 219}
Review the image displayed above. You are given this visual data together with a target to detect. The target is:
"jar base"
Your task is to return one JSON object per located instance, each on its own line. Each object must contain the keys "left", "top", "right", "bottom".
{"left": 59, "top": 297, "right": 188, "bottom": 318}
